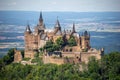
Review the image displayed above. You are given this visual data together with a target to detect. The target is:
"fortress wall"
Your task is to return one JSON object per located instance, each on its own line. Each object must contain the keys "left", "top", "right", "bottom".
{"left": 80, "top": 52, "right": 101, "bottom": 63}
{"left": 43, "top": 55, "right": 64, "bottom": 65}
{"left": 62, "top": 52, "right": 75, "bottom": 57}
{"left": 50, "top": 58, "right": 64, "bottom": 65}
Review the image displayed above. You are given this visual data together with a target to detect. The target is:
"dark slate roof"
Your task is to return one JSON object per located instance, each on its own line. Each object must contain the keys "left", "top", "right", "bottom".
{"left": 40, "top": 33, "right": 47, "bottom": 40}
{"left": 55, "top": 30, "right": 62, "bottom": 35}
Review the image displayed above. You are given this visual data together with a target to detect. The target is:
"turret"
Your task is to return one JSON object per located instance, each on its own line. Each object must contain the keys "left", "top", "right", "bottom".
{"left": 54, "top": 18, "right": 61, "bottom": 30}
{"left": 84, "top": 31, "right": 88, "bottom": 36}
{"left": 81, "top": 31, "right": 91, "bottom": 50}
{"left": 25, "top": 24, "right": 31, "bottom": 33}
{"left": 54, "top": 18, "right": 62, "bottom": 35}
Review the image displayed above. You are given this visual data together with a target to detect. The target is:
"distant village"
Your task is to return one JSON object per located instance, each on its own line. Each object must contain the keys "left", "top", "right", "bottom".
{"left": 14, "top": 12, "right": 104, "bottom": 65}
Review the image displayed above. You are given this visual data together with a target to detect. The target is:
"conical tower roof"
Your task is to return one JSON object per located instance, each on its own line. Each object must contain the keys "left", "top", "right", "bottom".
{"left": 25, "top": 24, "right": 31, "bottom": 33}
{"left": 39, "top": 11, "right": 43, "bottom": 22}
{"left": 55, "top": 18, "right": 61, "bottom": 28}
{"left": 72, "top": 23, "right": 76, "bottom": 33}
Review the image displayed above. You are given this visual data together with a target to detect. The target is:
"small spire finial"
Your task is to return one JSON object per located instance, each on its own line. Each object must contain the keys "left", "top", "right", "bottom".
{"left": 72, "top": 22, "right": 76, "bottom": 33}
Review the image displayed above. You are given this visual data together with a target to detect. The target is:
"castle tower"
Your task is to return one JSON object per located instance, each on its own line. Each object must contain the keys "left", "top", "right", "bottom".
{"left": 35, "top": 12, "right": 45, "bottom": 34}
{"left": 24, "top": 24, "right": 31, "bottom": 51}
{"left": 81, "top": 31, "right": 90, "bottom": 50}
{"left": 24, "top": 24, "right": 36, "bottom": 58}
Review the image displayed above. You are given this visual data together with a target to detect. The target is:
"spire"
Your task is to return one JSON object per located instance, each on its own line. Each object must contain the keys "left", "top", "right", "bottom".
{"left": 39, "top": 11, "right": 43, "bottom": 21}
{"left": 39, "top": 11, "right": 43, "bottom": 26}
{"left": 72, "top": 22, "right": 76, "bottom": 33}
{"left": 55, "top": 17, "right": 61, "bottom": 28}
{"left": 26, "top": 24, "right": 31, "bottom": 33}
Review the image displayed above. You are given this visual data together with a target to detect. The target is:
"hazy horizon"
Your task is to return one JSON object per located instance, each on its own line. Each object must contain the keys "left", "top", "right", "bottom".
{"left": 0, "top": 0, "right": 120, "bottom": 12}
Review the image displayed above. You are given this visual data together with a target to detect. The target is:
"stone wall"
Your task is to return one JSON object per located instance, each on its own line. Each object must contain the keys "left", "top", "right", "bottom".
{"left": 43, "top": 55, "right": 64, "bottom": 65}
{"left": 43, "top": 50, "right": 102, "bottom": 65}
{"left": 24, "top": 50, "right": 35, "bottom": 59}
{"left": 80, "top": 52, "right": 101, "bottom": 63}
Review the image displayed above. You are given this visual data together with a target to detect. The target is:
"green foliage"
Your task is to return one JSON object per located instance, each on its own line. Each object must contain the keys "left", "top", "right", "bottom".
{"left": 0, "top": 51, "right": 120, "bottom": 80}
{"left": 0, "top": 63, "right": 32, "bottom": 80}
{"left": 44, "top": 37, "right": 64, "bottom": 52}
{"left": 22, "top": 58, "right": 30, "bottom": 61}
{"left": 68, "top": 36, "right": 77, "bottom": 47}
{"left": 82, "top": 52, "right": 120, "bottom": 80}
{"left": 100, "top": 52, "right": 120, "bottom": 80}
{"left": 0, "top": 48, "right": 15, "bottom": 71}
{"left": 31, "top": 57, "right": 43, "bottom": 65}
{"left": 56, "top": 37, "right": 64, "bottom": 49}
{"left": 1, "top": 48, "right": 15, "bottom": 65}
{"left": 39, "top": 47, "right": 44, "bottom": 52}
{"left": 44, "top": 40, "right": 54, "bottom": 52}
{"left": 34, "top": 52, "right": 39, "bottom": 58}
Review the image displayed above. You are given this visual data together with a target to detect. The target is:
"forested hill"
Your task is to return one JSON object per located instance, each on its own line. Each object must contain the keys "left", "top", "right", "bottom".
{"left": 0, "top": 49, "right": 120, "bottom": 80}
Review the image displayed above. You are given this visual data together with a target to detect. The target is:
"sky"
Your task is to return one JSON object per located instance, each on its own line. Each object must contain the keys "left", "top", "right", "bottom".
{"left": 0, "top": 0, "right": 120, "bottom": 12}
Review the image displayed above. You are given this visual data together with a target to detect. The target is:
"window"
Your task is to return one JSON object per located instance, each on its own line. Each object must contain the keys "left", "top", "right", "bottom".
{"left": 66, "top": 49, "right": 68, "bottom": 52}
{"left": 70, "top": 48, "right": 72, "bottom": 52}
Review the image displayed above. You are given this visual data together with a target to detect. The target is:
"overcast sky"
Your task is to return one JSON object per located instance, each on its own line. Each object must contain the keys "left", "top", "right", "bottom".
{"left": 0, "top": 0, "right": 120, "bottom": 12}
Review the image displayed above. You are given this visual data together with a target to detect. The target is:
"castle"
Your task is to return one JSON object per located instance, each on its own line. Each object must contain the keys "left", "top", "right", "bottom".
{"left": 14, "top": 12, "right": 104, "bottom": 64}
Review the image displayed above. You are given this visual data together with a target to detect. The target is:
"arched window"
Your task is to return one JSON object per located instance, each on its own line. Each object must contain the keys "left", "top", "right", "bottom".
{"left": 70, "top": 48, "right": 72, "bottom": 52}
{"left": 66, "top": 49, "right": 68, "bottom": 52}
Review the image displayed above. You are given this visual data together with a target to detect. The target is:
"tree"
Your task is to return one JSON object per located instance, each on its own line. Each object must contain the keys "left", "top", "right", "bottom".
{"left": 7, "top": 48, "right": 15, "bottom": 62}
{"left": 39, "top": 47, "right": 44, "bottom": 52}
{"left": 100, "top": 52, "right": 120, "bottom": 80}
{"left": 2, "top": 48, "right": 15, "bottom": 65}
{"left": 44, "top": 40, "right": 53, "bottom": 52}
{"left": 56, "top": 37, "right": 64, "bottom": 47}
{"left": 44, "top": 38, "right": 64, "bottom": 52}
{"left": 68, "top": 36, "right": 77, "bottom": 47}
